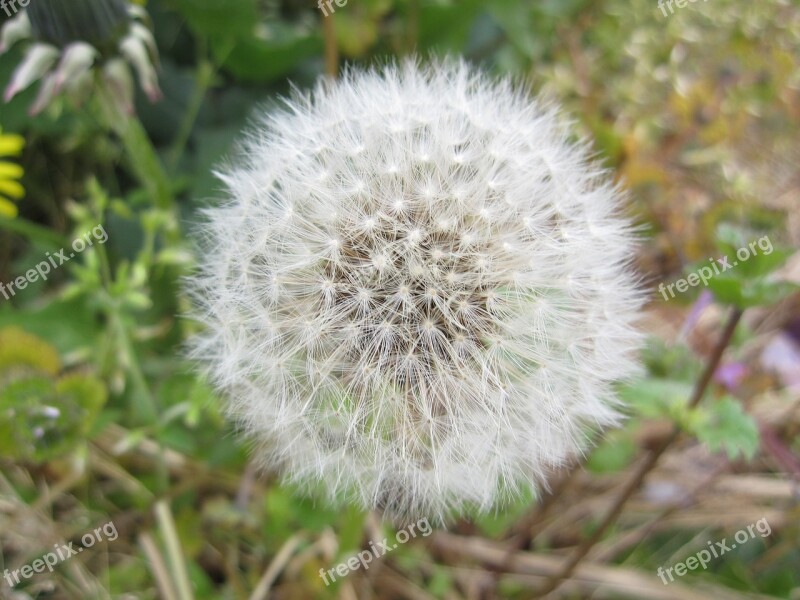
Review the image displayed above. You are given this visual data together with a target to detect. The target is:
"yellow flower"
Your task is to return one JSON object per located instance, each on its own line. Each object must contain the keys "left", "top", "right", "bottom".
{"left": 0, "top": 128, "right": 25, "bottom": 218}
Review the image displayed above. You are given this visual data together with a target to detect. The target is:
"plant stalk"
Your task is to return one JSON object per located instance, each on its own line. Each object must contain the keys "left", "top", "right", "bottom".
{"left": 532, "top": 306, "right": 744, "bottom": 597}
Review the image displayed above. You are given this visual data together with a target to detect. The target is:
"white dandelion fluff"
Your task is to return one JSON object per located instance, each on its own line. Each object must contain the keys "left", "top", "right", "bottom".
{"left": 188, "top": 60, "right": 643, "bottom": 523}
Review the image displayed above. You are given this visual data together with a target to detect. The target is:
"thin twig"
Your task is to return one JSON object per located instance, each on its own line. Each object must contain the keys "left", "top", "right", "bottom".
{"left": 322, "top": 10, "right": 338, "bottom": 79}
{"left": 431, "top": 531, "right": 767, "bottom": 600}
{"left": 502, "top": 466, "right": 577, "bottom": 545}
{"left": 759, "top": 422, "right": 800, "bottom": 481}
{"left": 249, "top": 533, "right": 305, "bottom": 600}
{"left": 591, "top": 461, "right": 728, "bottom": 562}
{"left": 234, "top": 460, "right": 259, "bottom": 511}
{"left": 532, "top": 307, "right": 743, "bottom": 597}
{"left": 379, "top": 565, "right": 439, "bottom": 600}
{"left": 406, "top": 0, "right": 420, "bottom": 54}
{"left": 140, "top": 532, "right": 180, "bottom": 600}
{"left": 155, "top": 500, "right": 195, "bottom": 600}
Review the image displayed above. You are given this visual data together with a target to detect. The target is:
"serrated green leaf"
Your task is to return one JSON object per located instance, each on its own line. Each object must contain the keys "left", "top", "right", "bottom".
{"left": 706, "top": 275, "right": 746, "bottom": 307}
{"left": 688, "top": 398, "right": 759, "bottom": 460}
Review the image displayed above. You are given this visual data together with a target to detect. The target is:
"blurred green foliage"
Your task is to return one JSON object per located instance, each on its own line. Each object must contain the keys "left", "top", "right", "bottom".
{"left": 0, "top": 0, "right": 798, "bottom": 597}
{"left": 0, "top": 327, "right": 106, "bottom": 462}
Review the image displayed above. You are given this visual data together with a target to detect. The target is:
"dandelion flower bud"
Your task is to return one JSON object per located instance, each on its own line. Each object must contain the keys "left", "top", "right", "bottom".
{"left": 189, "top": 60, "right": 644, "bottom": 522}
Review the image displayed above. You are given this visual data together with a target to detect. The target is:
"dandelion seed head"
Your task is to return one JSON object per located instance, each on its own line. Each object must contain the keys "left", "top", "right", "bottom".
{"left": 188, "top": 60, "right": 644, "bottom": 523}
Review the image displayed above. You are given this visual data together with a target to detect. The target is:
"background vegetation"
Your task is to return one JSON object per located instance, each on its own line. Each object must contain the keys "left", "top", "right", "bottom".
{"left": 1, "top": 0, "right": 798, "bottom": 598}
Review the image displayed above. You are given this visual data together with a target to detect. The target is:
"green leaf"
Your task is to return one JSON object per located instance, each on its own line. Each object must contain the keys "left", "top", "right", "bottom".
{"left": 167, "top": 0, "right": 259, "bottom": 37}
{"left": 417, "top": 0, "right": 483, "bottom": 52}
{"left": 736, "top": 245, "right": 791, "bottom": 279}
{"left": 213, "top": 34, "right": 323, "bottom": 83}
{"left": 708, "top": 225, "right": 795, "bottom": 308}
{"left": 688, "top": 397, "right": 759, "bottom": 460}
{"left": 740, "top": 280, "right": 798, "bottom": 307}
{"left": 706, "top": 276, "right": 745, "bottom": 306}
{"left": 0, "top": 298, "right": 101, "bottom": 354}
{"left": 714, "top": 223, "right": 747, "bottom": 256}
{"left": 428, "top": 567, "right": 455, "bottom": 596}
{"left": 708, "top": 274, "right": 798, "bottom": 309}
{"left": 618, "top": 379, "right": 694, "bottom": 420}
{"left": 587, "top": 431, "right": 637, "bottom": 474}
{"left": 640, "top": 337, "right": 701, "bottom": 380}
{"left": 474, "top": 500, "right": 533, "bottom": 538}
{"left": 485, "top": 2, "right": 539, "bottom": 59}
